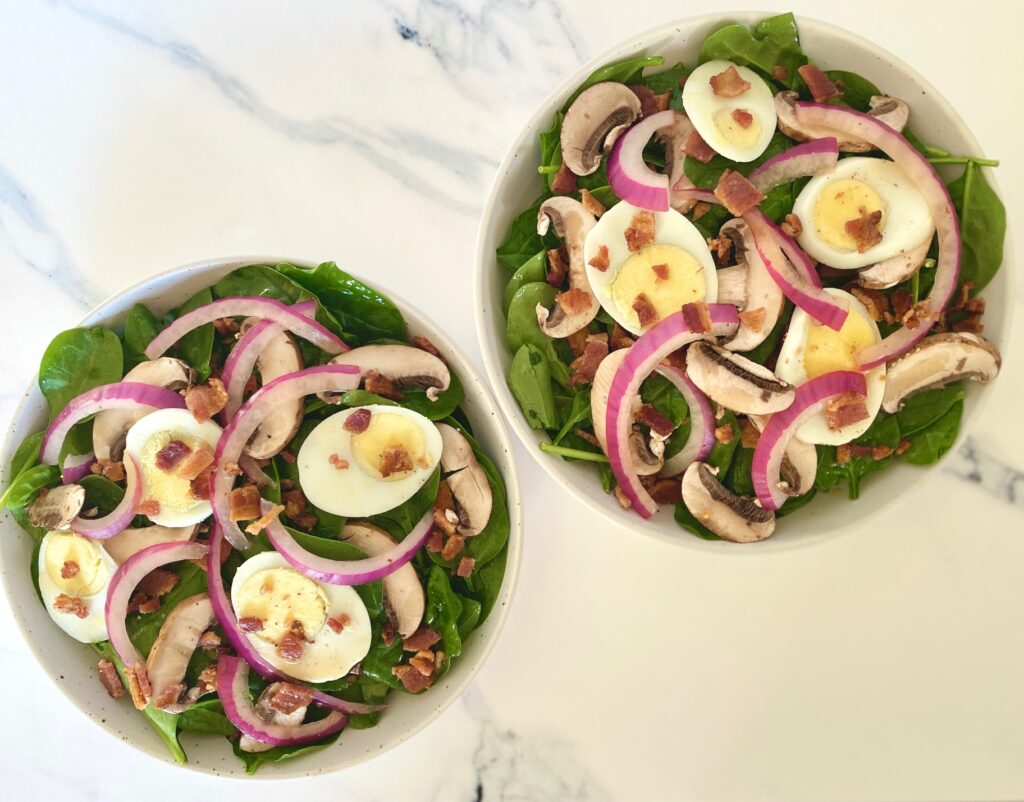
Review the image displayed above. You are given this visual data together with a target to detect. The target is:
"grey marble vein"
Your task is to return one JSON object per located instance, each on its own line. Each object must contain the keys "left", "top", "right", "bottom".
{"left": 945, "top": 436, "right": 1024, "bottom": 511}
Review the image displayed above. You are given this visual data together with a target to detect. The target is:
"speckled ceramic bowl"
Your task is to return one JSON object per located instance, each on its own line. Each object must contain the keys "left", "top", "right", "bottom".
{"left": 0, "top": 256, "right": 522, "bottom": 776}
{"left": 474, "top": 12, "right": 1013, "bottom": 551}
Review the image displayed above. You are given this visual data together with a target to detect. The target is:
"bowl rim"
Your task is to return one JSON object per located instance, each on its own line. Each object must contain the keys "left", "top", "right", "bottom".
{"left": 0, "top": 254, "right": 523, "bottom": 777}
{"left": 473, "top": 11, "right": 1015, "bottom": 554}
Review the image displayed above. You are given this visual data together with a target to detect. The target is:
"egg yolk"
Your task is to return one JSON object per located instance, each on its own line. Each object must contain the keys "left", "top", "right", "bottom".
{"left": 713, "top": 108, "right": 762, "bottom": 149}
{"left": 351, "top": 412, "right": 427, "bottom": 481}
{"left": 611, "top": 244, "right": 706, "bottom": 329}
{"left": 140, "top": 430, "right": 208, "bottom": 511}
{"left": 236, "top": 567, "right": 328, "bottom": 645}
{"left": 803, "top": 309, "right": 876, "bottom": 378}
{"left": 812, "top": 178, "right": 886, "bottom": 252}
{"left": 44, "top": 532, "right": 106, "bottom": 596}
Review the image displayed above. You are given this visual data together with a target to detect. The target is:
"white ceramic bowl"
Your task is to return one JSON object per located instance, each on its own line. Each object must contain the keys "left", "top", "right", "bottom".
{"left": 0, "top": 256, "right": 522, "bottom": 776}
{"left": 475, "top": 12, "right": 1013, "bottom": 552}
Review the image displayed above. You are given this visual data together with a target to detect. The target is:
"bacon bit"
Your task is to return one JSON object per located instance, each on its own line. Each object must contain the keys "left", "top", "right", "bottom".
{"left": 798, "top": 64, "right": 841, "bottom": 102}
{"left": 433, "top": 482, "right": 459, "bottom": 536}
{"left": 901, "top": 301, "right": 933, "bottom": 330}
{"left": 771, "top": 65, "right": 790, "bottom": 82}
{"left": 651, "top": 263, "right": 670, "bottom": 282}
{"left": 426, "top": 527, "right": 444, "bottom": 553}
{"left": 341, "top": 408, "right": 372, "bottom": 435}
{"left": 97, "top": 659, "right": 125, "bottom": 698}
{"left": 567, "top": 329, "right": 589, "bottom": 358}
{"left": 550, "top": 162, "right": 577, "bottom": 194}
{"left": 871, "top": 444, "right": 894, "bottom": 460}
{"left": 950, "top": 280, "right": 976, "bottom": 312}
{"left": 691, "top": 202, "right": 712, "bottom": 221}
{"left": 631, "top": 293, "right": 658, "bottom": 328}
{"left": 126, "top": 663, "right": 151, "bottom": 710}
{"left": 731, "top": 108, "right": 754, "bottom": 128}
{"left": 328, "top": 454, "right": 349, "bottom": 470}
{"left": 128, "top": 594, "right": 160, "bottom": 615}
{"left": 613, "top": 486, "right": 632, "bottom": 510}
{"left": 624, "top": 210, "right": 656, "bottom": 252}
{"left": 91, "top": 459, "right": 126, "bottom": 482}
{"left": 636, "top": 404, "right": 674, "bottom": 437}
{"left": 213, "top": 317, "right": 241, "bottom": 336}
{"left": 184, "top": 378, "right": 228, "bottom": 423}
{"left": 60, "top": 560, "right": 79, "bottom": 580}
{"left": 276, "top": 632, "right": 304, "bottom": 663}
{"left": 568, "top": 333, "right": 609, "bottom": 388}
{"left": 175, "top": 442, "right": 215, "bottom": 481}
{"left": 53, "top": 593, "right": 88, "bottom": 618}
{"left": 139, "top": 568, "right": 179, "bottom": 599}
{"left": 890, "top": 289, "right": 913, "bottom": 321}
{"left": 588, "top": 244, "right": 611, "bottom": 272}
{"left": 781, "top": 213, "right": 803, "bottom": 238}
{"left": 283, "top": 489, "right": 317, "bottom": 531}
{"left": 441, "top": 533, "right": 466, "bottom": 561}
{"left": 847, "top": 285, "right": 891, "bottom": 323}
{"left": 198, "top": 630, "right": 221, "bottom": 651}
{"left": 411, "top": 335, "right": 443, "bottom": 359}
{"left": 641, "top": 476, "right": 682, "bottom": 505}
{"left": 326, "top": 614, "right": 350, "bottom": 634}
{"left": 378, "top": 447, "right": 414, "bottom": 478}
{"left": 546, "top": 246, "right": 568, "bottom": 287}
{"left": 155, "top": 439, "right": 191, "bottom": 472}
{"left": 154, "top": 682, "right": 185, "bottom": 710}
{"left": 707, "top": 235, "right": 732, "bottom": 264}
{"left": 456, "top": 556, "right": 476, "bottom": 577}
{"left": 825, "top": 392, "right": 869, "bottom": 431}
{"left": 710, "top": 65, "right": 751, "bottom": 97}
{"left": 840, "top": 443, "right": 896, "bottom": 462}
{"left": 630, "top": 84, "right": 671, "bottom": 117}
{"left": 739, "top": 306, "right": 767, "bottom": 332}
{"left": 895, "top": 438, "right": 912, "bottom": 456}
{"left": 952, "top": 314, "right": 984, "bottom": 334}
{"left": 245, "top": 502, "right": 284, "bottom": 535}
{"left": 714, "top": 169, "right": 766, "bottom": 215}
{"left": 239, "top": 616, "right": 264, "bottom": 633}
{"left": 409, "top": 649, "right": 437, "bottom": 677}
{"left": 610, "top": 324, "right": 635, "bottom": 351}
{"left": 403, "top": 627, "right": 441, "bottom": 652}
{"left": 739, "top": 418, "right": 760, "bottom": 448}
{"left": 715, "top": 423, "right": 735, "bottom": 445}
{"left": 573, "top": 428, "right": 601, "bottom": 448}
{"left": 381, "top": 620, "right": 395, "bottom": 646}
{"left": 393, "top": 664, "right": 432, "bottom": 693}
{"left": 835, "top": 444, "right": 852, "bottom": 465}
{"left": 682, "top": 301, "right": 713, "bottom": 333}
{"left": 845, "top": 207, "right": 883, "bottom": 253}
{"left": 365, "top": 370, "right": 403, "bottom": 401}
{"left": 188, "top": 465, "right": 214, "bottom": 501}
{"left": 555, "top": 287, "right": 593, "bottom": 315}
{"left": 580, "top": 188, "right": 606, "bottom": 217}
{"left": 228, "top": 485, "right": 261, "bottom": 521}
{"left": 266, "top": 683, "right": 314, "bottom": 715}
{"left": 684, "top": 130, "right": 716, "bottom": 163}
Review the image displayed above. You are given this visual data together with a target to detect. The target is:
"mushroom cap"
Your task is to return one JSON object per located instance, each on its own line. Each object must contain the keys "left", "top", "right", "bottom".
{"left": 686, "top": 341, "right": 795, "bottom": 415}
{"left": 27, "top": 483, "right": 86, "bottom": 531}
{"left": 881, "top": 332, "right": 1001, "bottom": 414}
{"left": 560, "top": 82, "right": 642, "bottom": 176}
{"left": 326, "top": 344, "right": 451, "bottom": 402}
{"left": 775, "top": 91, "right": 909, "bottom": 152}
{"left": 435, "top": 423, "right": 493, "bottom": 536}
{"left": 590, "top": 349, "right": 666, "bottom": 476}
{"left": 536, "top": 197, "right": 600, "bottom": 339}
{"left": 719, "top": 218, "right": 785, "bottom": 353}
{"left": 102, "top": 523, "right": 198, "bottom": 565}
{"left": 714, "top": 265, "right": 749, "bottom": 307}
{"left": 245, "top": 323, "right": 304, "bottom": 460}
{"left": 681, "top": 462, "right": 775, "bottom": 543}
{"left": 857, "top": 237, "right": 931, "bottom": 290}
{"left": 145, "top": 592, "right": 215, "bottom": 712}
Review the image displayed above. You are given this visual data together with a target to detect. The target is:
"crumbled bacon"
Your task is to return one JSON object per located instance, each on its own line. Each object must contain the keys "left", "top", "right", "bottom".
{"left": 228, "top": 485, "right": 261, "bottom": 521}
{"left": 837, "top": 443, "right": 896, "bottom": 463}
{"left": 91, "top": 459, "right": 125, "bottom": 482}
{"left": 283, "top": 489, "right": 317, "bottom": 531}
{"left": 651, "top": 263, "right": 670, "bottom": 281}
{"left": 901, "top": 301, "right": 933, "bottom": 330}
{"left": 343, "top": 407, "right": 372, "bottom": 433}
{"left": 738, "top": 306, "right": 767, "bottom": 332}
{"left": 797, "top": 64, "right": 841, "bottom": 102}
{"left": 457, "top": 556, "right": 476, "bottom": 577}
{"left": 567, "top": 329, "right": 589, "bottom": 358}
{"left": 175, "top": 442, "right": 215, "bottom": 482}
{"left": 365, "top": 370, "right": 403, "bottom": 401}
{"left": 403, "top": 627, "right": 441, "bottom": 652}
{"left": 128, "top": 594, "right": 160, "bottom": 615}
{"left": 610, "top": 324, "right": 635, "bottom": 351}
{"left": 139, "top": 568, "right": 179, "bottom": 599}
{"left": 952, "top": 314, "right": 984, "bottom": 334}
{"left": 715, "top": 423, "right": 735, "bottom": 445}
{"left": 409, "top": 650, "right": 437, "bottom": 677}
{"left": 568, "top": 333, "right": 609, "bottom": 388}
{"left": 433, "top": 481, "right": 459, "bottom": 536}
{"left": 326, "top": 614, "right": 350, "bottom": 634}
{"left": 266, "top": 683, "right": 313, "bottom": 715}
{"left": 771, "top": 65, "right": 790, "bottom": 81}
{"left": 213, "top": 317, "right": 240, "bottom": 336}
{"left": 707, "top": 235, "right": 732, "bottom": 264}
{"left": 426, "top": 526, "right": 444, "bottom": 553}
{"left": 630, "top": 84, "right": 671, "bottom": 117}
{"left": 378, "top": 447, "right": 414, "bottom": 478}
{"left": 825, "top": 392, "right": 869, "bottom": 431}
{"left": 739, "top": 418, "right": 760, "bottom": 448}
{"left": 835, "top": 444, "right": 852, "bottom": 465}
{"left": 184, "top": 378, "right": 228, "bottom": 423}
{"left": 198, "top": 630, "right": 221, "bottom": 651}
{"left": 731, "top": 108, "right": 754, "bottom": 128}
{"left": 381, "top": 620, "right": 396, "bottom": 646}
{"left": 550, "top": 162, "right": 577, "bottom": 194}
{"left": 53, "top": 594, "right": 88, "bottom": 619}
{"left": 546, "top": 246, "right": 568, "bottom": 287}
{"left": 714, "top": 169, "right": 766, "bottom": 215}
{"left": 895, "top": 438, "right": 912, "bottom": 456}
{"left": 239, "top": 616, "right": 264, "bottom": 633}
{"left": 97, "top": 659, "right": 125, "bottom": 698}
{"left": 847, "top": 285, "right": 891, "bottom": 323}
{"left": 61, "top": 560, "right": 79, "bottom": 580}
{"left": 845, "top": 208, "right": 883, "bottom": 252}
{"left": 684, "top": 130, "right": 716, "bottom": 163}
{"left": 441, "top": 533, "right": 466, "bottom": 561}
{"left": 890, "top": 289, "right": 913, "bottom": 321}
{"left": 411, "top": 335, "right": 443, "bottom": 359}
{"left": 636, "top": 404, "right": 674, "bottom": 437}
{"left": 329, "top": 454, "right": 349, "bottom": 470}
{"left": 155, "top": 439, "right": 191, "bottom": 472}
{"left": 136, "top": 498, "right": 161, "bottom": 517}
{"left": 709, "top": 65, "right": 751, "bottom": 97}
{"left": 632, "top": 293, "right": 657, "bottom": 328}
{"left": 781, "top": 213, "right": 803, "bottom": 237}
{"left": 624, "top": 210, "right": 656, "bottom": 252}
{"left": 579, "top": 188, "right": 606, "bottom": 217}
{"left": 154, "top": 682, "right": 185, "bottom": 710}
{"left": 276, "top": 632, "right": 304, "bottom": 663}
{"left": 189, "top": 465, "right": 215, "bottom": 501}
{"left": 393, "top": 664, "right": 432, "bottom": 693}
{"left": 245, "top": 502, "right": 284, "bottom": 535}
{"left": 126, "top": 663, "right": 151, "bottom": 710}
{"left": 682, "top": 301, "right": 713, "bottom": 333}
{"left": 573, "top": 428, "right": 601, "bottom": 448}
{"left": 691, "top": 202, "right": 712, "bottom": 221}
{"left": 279, "top": 451, "right": 296, "bottom": 465}
{"left": 640, "top": 476, "right": 682, "bottom": 504}
{"left": 588, "top": 244, "right": 611, "bottom": 272}
{"left": 555, "top": 288, "right": 593, "bottom": 315}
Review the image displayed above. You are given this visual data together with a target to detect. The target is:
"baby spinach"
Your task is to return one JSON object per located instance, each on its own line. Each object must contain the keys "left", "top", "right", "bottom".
{"left": 127, "top": 562, "right": 210, "bottom": 656}
{"left": 232, "top": 733, "right": 340, "bottom": 775}
{"left": 172, "top": 289, "right": 215, "bottom": 382}
{"left": 640, "top": 374, "right": 689, "bottom": 427}
{"left": 425, "top": 565, "right": 464, "bottom": 663}
{"left": 948, "top": 160, "right": 1006, "bottom": 293}
{"left": 707, "top": 410, "right": 741, "bottom": 475}
{"left": 674, "top": 501, "right": 721, "bottom": 540}
{"left": 176, "top": 698, "right": 235, "bottom": 736}
{"left": 726, "top": 445, "right": 755, "bottom": 496}
{"left": 635, "top": 62, "right": 689, "bottom": 109}
{"left": 463, "top": 545, "right": 508, "bottom": 624}
{"left": 503, "top": 251, "right": 547, "bottom": 314}
{"left": 552, "top": 387, "right": 591, "bottom": 445}
{"left": 508, "top": 344, "right": 558, "bottom": 430}
{"left": 901, "top": 399, "right": 962, "bottom": 465}
{"left": 506, "top": 281, "right": 571, "bottom": 386}
{"left": 816, "top": 414, "right": 901, "bottom": 500}
{"left": 564, "top": 54, "right": 664, "bottom": 108}
{"left": 684, "top": 130, "right": 794, "bottom": 189}
{"left": 539, "top": 111, "right": 564, "bottom": 189}
{"left": 369, "top": 467, "right": 441, "bottom": 540}
{"left": 78, "top": 474, "right": 125, "bottom": 516}
{"left": 123, "top": 303, "right": 161, "bottom": 370}
{"left": 896, "top": 383, "right": 964, "bottom": 437}
{"left": 38, "top": 327, "right": 123, "bottom": 420}
{"left": 496, "top": 199, "right": 545, "bottom": 270}
{"left": 699, "top": 12, "right": 806, "bottom": 89}
{"left": 0, "top": 463, "right": 59, "bottom": 520}
{"left": 824, "top": 70, "right": 880, "bottom": 111}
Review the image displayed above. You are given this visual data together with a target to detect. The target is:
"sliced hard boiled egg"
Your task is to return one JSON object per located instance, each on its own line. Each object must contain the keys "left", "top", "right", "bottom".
{"left": 298, "top": 405, "right": 442, "bottom": 517}
{"left": 123, "top": 407, "right": 223, "bottom": 527}
{"left": 583, "top": 199, "right": 717, "bottom": 336}
{"left": 682, "top": 59, "right": 777, "bottom": 162}
{"left": 776, "top": 288, "right": 886, "bottom": 445}
{"left": 38, "top": 530, "right": 117, "bottom": 643}
{"left": 792, "top": 156, "right": 934, "bottom": 269}
{"left": 230, "top": 551, "right": 371, "bottom": 683}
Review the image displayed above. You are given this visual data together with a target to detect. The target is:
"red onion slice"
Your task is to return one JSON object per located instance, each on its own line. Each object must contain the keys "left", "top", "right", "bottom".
{"left": 144, "top": 296, "right": 347, "bottom": 362}
{"left": 40, "top": 382, "right": 186, "bottom": 465}
{"left": 605, "top": 304, "right": 739, "bottom": 518}
{"left": 218, "top": 655, "right": 348, "bottom": 747}
{"left": 212, "top": 364, "right": 362, "bottom": 550}
{"left": 265, "top": 502, "right": 434, "bottom": 585}
{"left": 655, "top": 364, "right": 716, "bottom": 478}
{"left": 670, "top": 186, "right": 721, "bottom": 206}
{"left": 747, "top": 137, "right": 839, "bottom": 193}
{"left": 104, "top": 540, "right": 209, "bottom": 671}
{"left": 751, "top": 371, "right": 867, "bottom": 510}
{"left": 61, "top": 451, "right": 96, "bottom": 484}
{"left": 71, "top": 455, "right": 142, "bottom": 539}
{"left": 237, "top": 455, "right": 274, "bottom": 487}
{"left": 793, "top": 102, "right": 961, "bottom": 369}
{"left": 744, "top": 209, "right": 849, "bottom": 331}
{"left": 607, "top": 110, "right": 676, "bottom": 211}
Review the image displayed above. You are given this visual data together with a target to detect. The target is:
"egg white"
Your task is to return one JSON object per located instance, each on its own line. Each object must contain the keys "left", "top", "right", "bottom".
{"left": 38, "top": 531, "right": 117, "bottom": 643}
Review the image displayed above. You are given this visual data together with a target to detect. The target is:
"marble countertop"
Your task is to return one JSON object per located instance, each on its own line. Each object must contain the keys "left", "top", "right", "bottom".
{"left": 1, "top": 1, "right": 1022, "bottom": 799}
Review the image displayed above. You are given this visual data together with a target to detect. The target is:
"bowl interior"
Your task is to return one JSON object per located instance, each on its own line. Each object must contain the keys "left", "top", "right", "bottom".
{"left": 0, "top": 256, "right": 522, "bottom": 776}
{"left": 475, "top": 12, "right": 1013, "bottom": 553}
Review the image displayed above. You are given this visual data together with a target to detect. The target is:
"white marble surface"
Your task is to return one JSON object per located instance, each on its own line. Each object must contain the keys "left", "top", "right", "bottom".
{"left": 1, "top": 0, "right": 1022, "bottom": 799}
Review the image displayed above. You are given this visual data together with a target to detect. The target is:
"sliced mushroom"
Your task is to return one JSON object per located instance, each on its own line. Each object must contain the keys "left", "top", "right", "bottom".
{"left": 715, "top": 265, "right": 748, "bottom": 307}
{"left": 681, "top": 462, "right": 775, "bottom": 543}
{"left": 655, "top": 110, "right": 698, "bottom": 213}
{"left": 340, "top": 522, "right": 424, "bottom": 638}
{"left": 718, "top": 219, "right": 785, "bottom": 353}
{"left": 92, "top": 358, "right": 195, "bottom": 462}
{"left": 748, "top": 414, "right": 817, "bottom": 497}
{"left": 535, "top": 197, "right": 599, "bottom": 338}
{"left": 27, "top": 484, "right": 86, "bottom": 531}
{"left": 239, "top": 682, "right": 309, "bottom": 753}
{"left": 881, "top": 332, "right": 1001, "bottom": 413}
{"left": 590, "top": 349, "right": 665, "bottom": 476}
{"left": 560, "top": 82, "right": 642, "bottom": 176}
{"left": 323, "top": 344, "right": 451, "bottom": 403}
{"left": 435, "top": 423, "right": 493, "bottom": 536}
{"left": 145, "top": 592, "right": 215, "bottom": 713}
{"left": 245, "top": 321, "right": 304, "bottom": 459}
{"left": 103, "top": 523, "right": 198, "bottom": 565}
{"left": 858, "top": 238, "right": 931, "bottom": 290}
{"left": 686, "top": 341, "right": 795, "bottom": 414}
{"left": 775, "top": 91, "right": 909, "bottom": 152}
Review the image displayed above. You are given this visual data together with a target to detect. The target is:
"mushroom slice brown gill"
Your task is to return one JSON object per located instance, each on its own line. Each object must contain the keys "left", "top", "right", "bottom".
{"left": 103, "top": 523, "right": 198, "bottom": 565}
{"left": 323, "top": 344, "right": 450, "bottom": 402}
{"left": 775, "top": 92, "right": 910, "bottom": 152}
{"left": 239, "top": 683, "right": 310, "bottom": 753}
{"left": 590, "top": 349, "right": 665, "bottom": 475}
{"left": 717, "top": 219, "right": 785, "bottom": 353}
{"left": 560, "top": 82, "right": 642, "bottom": 176}
{"left": 882, "top": 332, "right": 1001, "bottom": 414}
{"left": 244, "top": 319, "right": 304, "bottom": 459}
{"left": 686, "top": 341, "right": 795, "bottom": 415}
{"left": 682, "top": 462, "right": 775, "bottom": 543}
{"left": 654, "top": 110, "right": 698, "bottom": 213}
{"left": 747, "top": 414, "right": 817, "bottom": 497}
{"left": 340, "top": 522, "right": 424, "bottom": 638}
{"left": 92, "top": 357, "right": 195, "bottom": 461}
{"left": 27, "top": 484, "right": 86, "bottom": 531}
{"left": 535, "top": 197, "right": 600, "bottom": 338}
{"left": 146, "top": 592, "right": 215, "bottom": 713}
{"left": 435, "top": 423, "right": 493, "bottom": 536}
{"left": 857, "top": 238, "right": 932, "bottom": 290}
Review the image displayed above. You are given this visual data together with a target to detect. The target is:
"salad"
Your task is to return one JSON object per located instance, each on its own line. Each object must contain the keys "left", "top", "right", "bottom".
{"left": 496, "top": 13, "right": 1005, "bottom": 542}
{"left": 0, "top": 261, "right": 510, "bottom": 771}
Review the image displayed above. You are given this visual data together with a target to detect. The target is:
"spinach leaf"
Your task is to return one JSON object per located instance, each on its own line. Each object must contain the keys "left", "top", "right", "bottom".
{"left": 496, "top": 199, "right": 545, "bottom": 270}
{"left": 232, "top": 733, "right": 340, "bottom": 774}
{"left": 171, "top": 289, "right": 215, "bottom": 381}
{"left": 564, "top": 54, "right": 664, "bottom": 108}
{"left": 78, "top": 474, "right": 124, "bottom": 516}
{"left": 38, "top": 327, "right": 123, "bottom": 420}
{"left": 553, "top": 387, "right": 591, "bottom": 445}
{"left": 777, "top": 487, "right": 818, "bottom": 518}
{"left": 640, "top": 374, "right": 688, "bottom": 427}
{"left": 948, "top": 161, "right": 1006, "bottom": 293}
{"left": 358, "top": 621, "right": 404, "bottom": 689}
{"left": 699, "top": 12, "right": 806, "bottom": 88}
{"left": 743, "top": 302, "right": 791, "bottom": 365}
{"left": 176, "top": 698, "right": 235, "bottom": 736}
{"left": 506, "top": 282, "right": 571, "bottom": 386}
{"left": 10, "top": 431, "right": 45, "bottom": 479}
{"left": 815, "top": 414, "right": 901, "bottom": 499}
{"left": 901, "top": 400, "right": 963, "bottom": 464}
{"left": 726, "top": 445, "right": 755, "bottom": 496}
{"left": 635, "top": 63, "right": 689, "bottom": 109}
{"left": 123, "top": 303, "right": 161, "bottom": 370}
{"left": 370, "top": 467, "right": 441, "bottom": 540}
{"left": 824, "top": 70, "right": 880, "bottom": 111}
{"left": 502, "top": 251, "right": 547, "bottom": 314}
{"left": 127, "top": 562, "right": 209, "bottom": 656}
{"left": 0, "top": 463, "right": 60, "bottom": 517}
{"left": 538, "top": 111, "right": 564, "bottom": 189}
{"left": 674, "top": 501, "right": 720, "bottom": 540}
{"left": 508, "top": 344, "right": 558, "bottom": 430}
{"left": 463, "top": 545, "right": 508, "bottom": 624}
{"left": 425, "top": 565, "right": 463, "bottom": 663}
{"left": 706, "top": 409, "right": 740, "bottom": 475}
{"left": 213, "top": 263, "right": 310, "bottom": 304}
{"left": 896, "top": 383, "right": 963, "bottom": 437}
{"left": 684, "top": 130, "right": 793, "bottom": 189}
